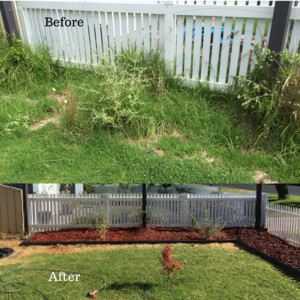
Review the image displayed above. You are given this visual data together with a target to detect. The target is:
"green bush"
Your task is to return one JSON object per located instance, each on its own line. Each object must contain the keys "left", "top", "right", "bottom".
{"left": 79, "top": 57, "right": 151, "bottom": 131}
{"left": 0, "top": 35, "right": 61, "bottom": 92}
{"left": 234, "top": 46, "right": 300, "bottom": 153}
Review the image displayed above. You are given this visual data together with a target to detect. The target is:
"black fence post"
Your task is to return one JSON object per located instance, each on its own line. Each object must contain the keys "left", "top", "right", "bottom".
{"left": 0, "top": 1, "right": 20, "bottom": 43}
{"left": 268, "top": 1, "right": 292, "bottom": 54}
{"left": 142, "top": 184, "right": 147, "bottom": 228}
{"left": 22, "top": 184, "right": 29, "bottom": 235}
{"left": 255, "top": 184, "right": 262, "bottom": 230}
{"left": 267, "top": 1, "right": 292, "bottom": 70}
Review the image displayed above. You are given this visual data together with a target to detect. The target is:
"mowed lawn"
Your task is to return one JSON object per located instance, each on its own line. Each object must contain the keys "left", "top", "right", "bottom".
{"left": 0, "top": 244, "right": 299, "bottom": 299}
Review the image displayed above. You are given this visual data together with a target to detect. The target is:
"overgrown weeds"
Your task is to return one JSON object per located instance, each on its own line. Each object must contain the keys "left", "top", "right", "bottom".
{"left": 0, "top": 35, "right": 61, "bottom": 93}
{"left": 0, "top": 36, "right": 299, "bottom": 182}
{"left": 233, "top": 46, "right": 300, "bottom": 155}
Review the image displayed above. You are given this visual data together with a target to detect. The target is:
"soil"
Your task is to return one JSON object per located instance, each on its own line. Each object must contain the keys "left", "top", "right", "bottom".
{"left": 29, "top": 227, "right": 300, "bottom": 271}
{"left": 30, "top": 227, "right": 237, "bottom": 243}
{"left": 238, "top": 228, "right": 300, "bottom": 271}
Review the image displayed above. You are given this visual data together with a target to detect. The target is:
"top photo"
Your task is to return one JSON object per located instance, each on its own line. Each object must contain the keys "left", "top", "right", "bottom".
{"left": 0, "top": 0, "right": 299, "bottom": 183}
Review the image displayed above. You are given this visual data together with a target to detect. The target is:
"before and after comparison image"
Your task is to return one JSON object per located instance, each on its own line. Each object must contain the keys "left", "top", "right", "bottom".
{"left": 0, "top": 0, "right": 299, "bottom": 299}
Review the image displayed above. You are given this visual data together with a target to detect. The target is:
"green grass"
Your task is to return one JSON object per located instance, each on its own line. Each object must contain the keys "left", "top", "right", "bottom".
{"left": 220, "top": 187, "right": 300, "bottom": 208}
{"left": 0, "top": 36, "right": 299, "bottom": 183}
{"left": 268, "top": 194, "right": 300, "bottom": 208}
{"left": 0, "top": 245, "right": 299, "bottom": 299}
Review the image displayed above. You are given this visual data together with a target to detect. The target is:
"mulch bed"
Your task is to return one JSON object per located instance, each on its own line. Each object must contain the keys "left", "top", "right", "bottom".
{"left": 26, "top": 227, "right": 300, "bottom": 272}
{"left": 29, "top": 227, "right": 238, "bottom": 242}
{"left": 237, "top": 228, "right": 300, "bottom": 271}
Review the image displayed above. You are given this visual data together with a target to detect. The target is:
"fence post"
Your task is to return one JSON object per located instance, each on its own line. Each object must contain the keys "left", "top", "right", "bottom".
{"left": 22, "top": 184, "right": 29, "bottom": 234}
{"left": 261, "top": 193, "right": 268, "bottom": 229}
{"left": 180, "top": 193, "right": 189, "bottom": 226}
{"left": 106, "top": 198, "right": 110, "bottom": 226}
{"left": 163, "top": 1, "right": 175, "bottom": 71}
{"left": 142, "top": 184, "right": 147, "bottom": 228}
{"left": 268, "top": 1, "right": 292, "bottom": 55}
{"left": 255, "top": 184, "right": 262, "bottom": 230}
{"left": 0, "top": 1, "right": 20, "bottom": 43}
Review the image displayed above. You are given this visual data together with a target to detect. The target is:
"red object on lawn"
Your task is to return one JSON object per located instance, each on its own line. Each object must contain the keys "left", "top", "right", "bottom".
{"left": 88, "top": 289, "right": 98, "bottom": 298}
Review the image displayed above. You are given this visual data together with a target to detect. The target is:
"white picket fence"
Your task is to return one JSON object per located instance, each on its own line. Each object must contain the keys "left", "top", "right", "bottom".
{"left": 27, "top": 193, "right": 267, "bottom": 231}
{"left": 266, "top": 203, "right": 300, "bottom": 247}
{"left": 16, "top": 1, "right": 300, "bottom": 88}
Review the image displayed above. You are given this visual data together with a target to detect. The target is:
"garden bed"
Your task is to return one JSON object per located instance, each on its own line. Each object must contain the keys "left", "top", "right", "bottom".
{"left": 23, "top": 227, "right": 300, "bottom": 275}
{"left": 237, "top": 228, "right": 300, "bottom": 272}
{"left": 27, "top": 227, "right": 238, "bottom": 243}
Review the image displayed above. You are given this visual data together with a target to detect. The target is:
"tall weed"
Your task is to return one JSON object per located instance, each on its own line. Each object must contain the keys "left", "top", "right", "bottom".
{"left": 0, "top": 35, "right": 61, "bottom": 92}
{"left": 233, "top": 46, "right": 300, "bottom": 153}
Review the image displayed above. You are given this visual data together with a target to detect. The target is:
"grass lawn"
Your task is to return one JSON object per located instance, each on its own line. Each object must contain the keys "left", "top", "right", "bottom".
{"left": 0, "top": 36, "right": 299, "bottom": 183}
{"left": 0, "top": 244, "right": 299, "bottom": 299}
{"left": 267, "top": 194, "right": 300, "bottom": 208}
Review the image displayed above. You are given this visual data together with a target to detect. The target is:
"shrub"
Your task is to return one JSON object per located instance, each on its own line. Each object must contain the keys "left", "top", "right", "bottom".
{"left": 234, "top": 46, "right": 300, "bottom": 152}
{"left": 0, "top": 35, "right": 61, "bottom": 92}
{"left": 72, "top": 212, "right": 107, "bottom": 239}
{"left": 190, "top": 215, "right": 222, "bottom": 239}
{"left": 79, "top": 57, "right": 151, "bottom": 132}
{"left": 117, "top": 47, "right": 178, "bottom": 97}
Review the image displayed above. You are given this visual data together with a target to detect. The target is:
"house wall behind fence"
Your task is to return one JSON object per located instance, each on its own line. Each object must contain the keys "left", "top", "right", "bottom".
{"left": 16, "top": 1, "right": 300, "bottom": 88}
{"left": 0, "top": 185, "right": 24, "bottom": 234}
{"left": 27, "top": 193, "right": 267, "bottom": 232}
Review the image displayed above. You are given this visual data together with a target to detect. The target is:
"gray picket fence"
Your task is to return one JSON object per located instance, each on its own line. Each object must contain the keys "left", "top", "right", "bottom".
{"left": 27, "top": 193, "right": 267, "bottom": 232}
{"left": 266, "top": 203, "right": 300, "bottom": 247}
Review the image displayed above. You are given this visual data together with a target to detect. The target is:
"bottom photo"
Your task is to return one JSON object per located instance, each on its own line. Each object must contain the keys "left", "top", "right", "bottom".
{"left": 0, "top": 184, "right": 299, "bottom": 299}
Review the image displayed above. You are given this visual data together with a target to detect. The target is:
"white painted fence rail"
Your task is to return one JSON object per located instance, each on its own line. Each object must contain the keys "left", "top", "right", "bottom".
{"left": 266, "top": 203, "right": 300, "bottom": 247}
{"left": 16, "top": 1, "right": 300, "bottom": 88}
{"left": 27, "top": 193, "right": 267, "bottom": 232}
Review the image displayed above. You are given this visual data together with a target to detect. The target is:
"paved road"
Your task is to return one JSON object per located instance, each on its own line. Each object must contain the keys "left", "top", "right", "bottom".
{"left": 214, "top": 184, "right": 300, "bottom": 196}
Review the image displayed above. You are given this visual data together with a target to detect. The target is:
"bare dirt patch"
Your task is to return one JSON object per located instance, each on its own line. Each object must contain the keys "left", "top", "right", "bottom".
{"left": 204, "top": 156, "right": 217, "bottom": 163}
{"left": 126, "top": 129, "right": 186, "bottom": 151}
{"left": 193, "top": 242, "right": 239, "bottom": 251}
{"left": 0, "top": 238, "right": 238, "bottom": 267}
{"left": 47, "top": 93, "right": 67, "bottom": 106}
{"left": 153, "top": 149, "right": 164, "bottom": 156}
{"left": 180, "top": 150, "right": 218, "bottom": 163}
{"left": 29, "top": 116, "right": 58, "bottom": 131}
{"left": 253, "top": 170, "right": 278, "bottom": 184}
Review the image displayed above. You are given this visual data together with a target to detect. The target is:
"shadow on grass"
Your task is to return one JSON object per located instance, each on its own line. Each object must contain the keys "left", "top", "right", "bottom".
{"left": 106, "top": 282, "right": 157, "bottom": 291}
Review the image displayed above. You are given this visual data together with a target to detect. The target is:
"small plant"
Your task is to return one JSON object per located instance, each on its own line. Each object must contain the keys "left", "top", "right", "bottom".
{"left": 91, "top": 212, "right": 107, "bottom": 239}
{"left": 2, "top": 112, "right": 30, "bottom": 136}
{"left": 190, "top": 214, "right": 222, "bottom": 239}
{"left": 73, "top": 212, "right": 107, "bottom": 239}
{"left": 79, "top": 57, "right": 151, "bottom": 131}
{"left": 161, "top": 244, "right": 187, "bottom": 290}
{"left": 96, "top": 217, "right": 107, "bottom": 240}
